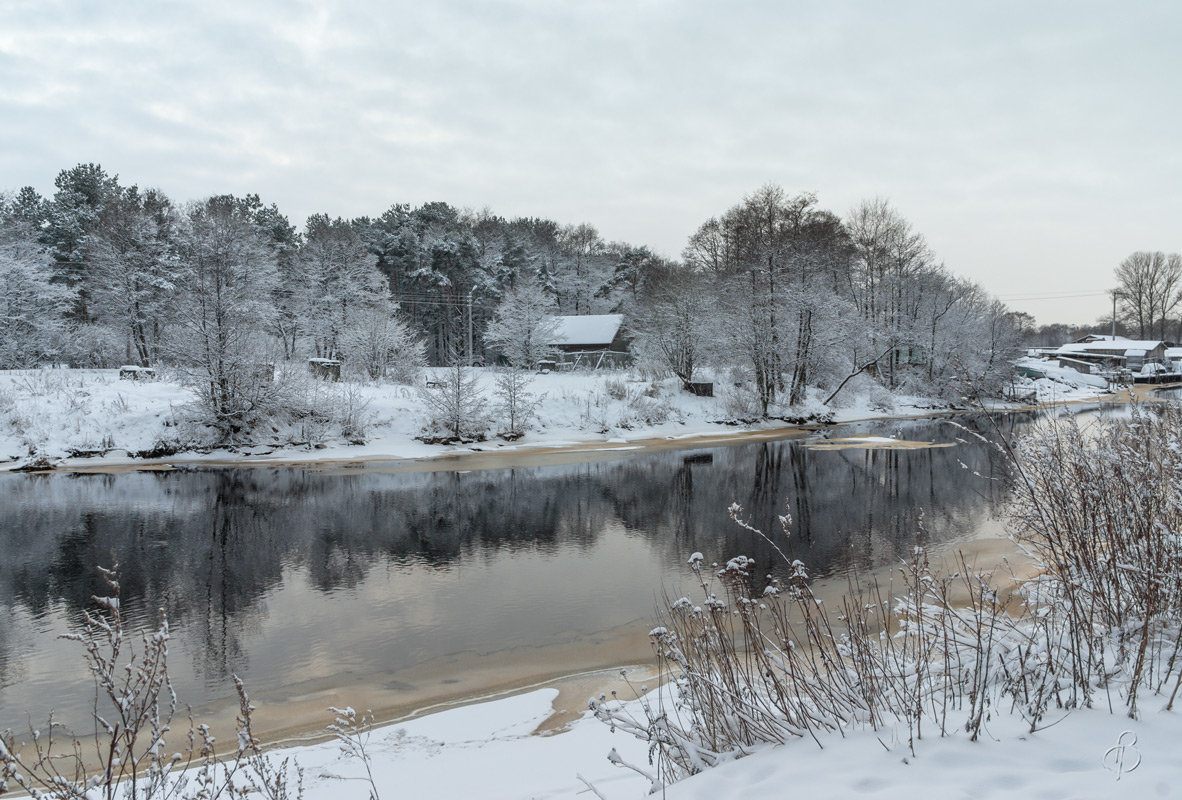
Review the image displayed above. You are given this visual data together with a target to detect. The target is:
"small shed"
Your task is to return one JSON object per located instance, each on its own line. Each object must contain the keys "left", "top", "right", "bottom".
{"left": 546, "top": 314, "right": 631, "bottom": 368}
{"left": 1056, "top": 356, "right": 1094, "bottom": 375}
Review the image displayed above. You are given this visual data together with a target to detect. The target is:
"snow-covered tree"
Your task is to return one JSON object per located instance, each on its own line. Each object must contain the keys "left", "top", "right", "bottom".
{"left": 89, "top": 186, "right": 178, "bottom": 366}
{"left": 483, "top": 280, "right": 559, "bottom": 369}
{"left": 492, "top": 367, "right": 542, "bottom": 439}
{"left": 296, "top": 214, "right": 388, "bottom": 360}
{"left": 341, "top": 303, "right": 426, "bottom": 382}
{"left": 170, "top": 196, "right": 283, "bottom": 437}
{"left": 44, "top": 163, "right": 123, "bottom": 321}
{"left": 421, "top": 350, "right": 488, "bottom": 441}
{"left": 0, "top": 222, "right": 75, "bottom": 367}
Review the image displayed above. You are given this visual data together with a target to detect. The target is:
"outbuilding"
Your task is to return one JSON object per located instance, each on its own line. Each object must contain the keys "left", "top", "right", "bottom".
{"left": 546, "top": 314, "right": 630, "bottom": 368}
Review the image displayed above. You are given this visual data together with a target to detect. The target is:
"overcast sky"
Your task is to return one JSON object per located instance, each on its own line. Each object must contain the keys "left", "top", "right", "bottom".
{"left": 1, "top": 1, "right": 1178, "bottom": 325}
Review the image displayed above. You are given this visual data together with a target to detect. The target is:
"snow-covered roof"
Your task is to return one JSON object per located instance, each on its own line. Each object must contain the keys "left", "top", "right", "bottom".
{"left": 1057, "top": 340, "right": 1165, "bottom": 355}
{"left": 548, "top": 314, "right": 624, "bottom": 346}
{"left": 1072, "top": 334, "right": 1129, "bottom": 343}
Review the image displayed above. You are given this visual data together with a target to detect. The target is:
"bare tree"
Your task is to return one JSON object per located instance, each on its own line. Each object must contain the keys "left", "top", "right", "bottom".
{"left": 631, "top": 273, "right": 711, "bottom": 384}
{"left": 1114, "top": 251, "right": 1182, "bottom": 339}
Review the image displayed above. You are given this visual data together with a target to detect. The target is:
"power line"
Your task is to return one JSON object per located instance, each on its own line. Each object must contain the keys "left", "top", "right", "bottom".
{"left": 999, "top": 290, "right": 1111, "bottom": 302}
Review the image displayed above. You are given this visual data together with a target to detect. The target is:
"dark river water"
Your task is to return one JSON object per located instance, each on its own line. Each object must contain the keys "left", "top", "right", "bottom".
{"left": 0, "top": 412, "right": 1042, "bottom": 737}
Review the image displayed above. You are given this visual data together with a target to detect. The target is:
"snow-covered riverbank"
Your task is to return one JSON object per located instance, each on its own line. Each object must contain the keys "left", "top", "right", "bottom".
{"left": 255, "top": 683, "right": 1182, "bottom": 799}
{"left": 0, "top": 366, "right": 1112, "bottom": 472}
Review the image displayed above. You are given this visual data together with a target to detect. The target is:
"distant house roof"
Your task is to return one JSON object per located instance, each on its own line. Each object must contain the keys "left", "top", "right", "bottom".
{"left": 548, "top": 314, "right": 624, "bottom": 347}
{"left": 1072, "top": 334, "right": 1129, "bottom": 344}
{"left": 1057, "top": 340, "right": 1165, "bottom": 355}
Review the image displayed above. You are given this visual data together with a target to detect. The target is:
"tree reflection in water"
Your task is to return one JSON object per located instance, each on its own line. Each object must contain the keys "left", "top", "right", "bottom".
{"left": 0, "top": 412, "right": 1033, "bottom": 731}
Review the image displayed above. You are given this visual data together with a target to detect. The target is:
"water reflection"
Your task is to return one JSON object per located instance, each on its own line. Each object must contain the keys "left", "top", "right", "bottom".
{"left": 0, "top": 412, "right": 1033, "bottom": 732}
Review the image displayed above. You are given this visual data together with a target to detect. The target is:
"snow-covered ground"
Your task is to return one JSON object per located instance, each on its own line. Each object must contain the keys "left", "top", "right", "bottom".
{"left": 266, "top": 685, "right": 1180, "bottom": 799}
{"left": 1013, "top": 356, "right": 1114, "bottom": 404}
{"left": 0, "top": 364, "right": 1113, "bottom": 470}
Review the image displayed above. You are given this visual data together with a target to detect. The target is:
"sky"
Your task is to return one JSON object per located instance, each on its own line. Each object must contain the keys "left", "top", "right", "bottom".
{"left": 1, "top": 1, "right": 1178, "bottom": 326}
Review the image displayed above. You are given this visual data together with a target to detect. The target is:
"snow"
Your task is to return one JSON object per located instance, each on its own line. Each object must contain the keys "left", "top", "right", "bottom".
{"left": 249, "top": 688, "right": 653, "bottom": 800}
{"left": 1058, "top": 339, "right": 1165, "bottom": 354}
{"left": 247, "top": 683, "right": 1182, "bottom": 799}
{"left": 1013, "top": 356, "right": 1112, "bottom": 401}
{"left": 548, "top": 314, "right": 624, "bottom": 347}
{"left": 0, "top": 365, "right": 1119, "bottom": 470}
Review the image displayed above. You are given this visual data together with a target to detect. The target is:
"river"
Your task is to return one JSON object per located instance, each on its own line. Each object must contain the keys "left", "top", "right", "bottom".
{"left": 0, "top": 410, "right": 1043, "bottom": 743}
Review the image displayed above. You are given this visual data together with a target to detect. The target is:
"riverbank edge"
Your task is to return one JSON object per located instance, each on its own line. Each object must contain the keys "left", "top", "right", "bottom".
{"left": 7, "top": 383, "right": 1165, "bottom": 476}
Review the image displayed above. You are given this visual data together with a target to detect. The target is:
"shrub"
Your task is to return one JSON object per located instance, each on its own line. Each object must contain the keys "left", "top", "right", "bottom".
{"left": 0, "top": 564, "right": 304, "bottom": 800}
{"left": 594, "top": 403, "right": 1182, "bottom": 787}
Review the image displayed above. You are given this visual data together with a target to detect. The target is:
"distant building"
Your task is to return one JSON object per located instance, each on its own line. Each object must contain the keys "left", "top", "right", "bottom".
{"left": 1054, "top": 338, "right": 1167, "bottom": 370}
{"left": 546, "top": 314, "right": 630, "bottom": 368}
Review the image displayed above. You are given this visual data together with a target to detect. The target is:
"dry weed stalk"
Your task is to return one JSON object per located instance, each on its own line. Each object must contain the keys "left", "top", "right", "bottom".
{"left": 0, "top": 565, "right": 303, "bottom": 800}
{"left": 595, "top": 402, "right": 1182, "bottom": 784}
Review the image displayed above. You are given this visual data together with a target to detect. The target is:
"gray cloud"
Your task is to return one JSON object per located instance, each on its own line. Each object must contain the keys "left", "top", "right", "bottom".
{"left": 1, "top": 0, "right": 1178, "bottom": 324}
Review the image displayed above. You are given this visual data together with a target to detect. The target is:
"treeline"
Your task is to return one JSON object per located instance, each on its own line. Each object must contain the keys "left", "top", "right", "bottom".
{"left": 0, "top": 163, "right": 666, "bottom": 373}
{"left": 0, "top": 165, "right": 1023, "bottom": 424}
{"left": 642, "top": 187, "right": 1023, "bottom": 414}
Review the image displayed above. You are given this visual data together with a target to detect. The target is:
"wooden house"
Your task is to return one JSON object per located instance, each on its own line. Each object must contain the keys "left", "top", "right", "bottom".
{"left": 546, "top": 314, "right": 630, "bottom": 368}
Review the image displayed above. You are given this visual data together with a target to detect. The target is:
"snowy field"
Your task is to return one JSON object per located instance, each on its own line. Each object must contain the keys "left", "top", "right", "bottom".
{"left": 257, "top": 686, "right": 1181, "bottom": 799}
{"left": 0, "top": 364, "right": 1110, "bottom": 470}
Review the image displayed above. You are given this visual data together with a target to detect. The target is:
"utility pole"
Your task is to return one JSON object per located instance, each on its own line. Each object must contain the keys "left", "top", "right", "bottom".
{"left": 466, "top": 288, "right": 474, "bottom": 367}
{"left": 1111, "top": 292, "right": 1117, "bottom": 340}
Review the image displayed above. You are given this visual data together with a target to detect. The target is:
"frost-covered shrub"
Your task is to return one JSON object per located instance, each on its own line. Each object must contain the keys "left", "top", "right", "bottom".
{"left": 719, "top": 380, "right": 761, "bottom": 421}
{"left": 0, "top": 564, "right": 304, "bottom": 800}
{"left": 616, "top": 389, "right": 679, "bottom": 429}
{"left": 868, "top": 380, "right": 895, "bottom": 412}
{"left": 419, "top": 361, "right": 489, "bottom": 442}
{"left": 1010, "top": 403, "right": 1182, "bottom": 714}
{"left": 596, "top": 406, "right": 1182, "bottom": 787}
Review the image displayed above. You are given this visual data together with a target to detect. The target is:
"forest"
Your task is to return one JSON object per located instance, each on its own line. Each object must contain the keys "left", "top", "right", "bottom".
{"left": 0, "top": 164, "right": 1025, "bottom": 435}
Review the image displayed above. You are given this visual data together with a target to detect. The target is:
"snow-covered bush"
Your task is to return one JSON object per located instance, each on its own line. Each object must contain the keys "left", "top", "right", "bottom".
{"left": 0, "top": 564, "right": 304, "bottom": 800}
{"left": 341, "top": 304, "right": 426, "bottom": 383}
{"left": 615, "top": 386, "right": 679, "bottom": 429}
{"left": 57, "top": 322, "right": 124, "bottom": 368}
{"left": 492, "top": 367, "right": 543, "bottom": 439}
{"left": 1009, "top": 403, "right": 1182, "bottom": 715}
{"left": 419, "top": 361, "right": 489, "bottom": 443}
{"left": 596, "top": 405, "right": 1182, "bottom": 787}
{"left": 718, "top": 375, "right": 762, "bottom": 421}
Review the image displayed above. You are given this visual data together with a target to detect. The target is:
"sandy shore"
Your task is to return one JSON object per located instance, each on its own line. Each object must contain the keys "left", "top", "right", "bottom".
{"left": 29, "top": 381, "right": 1177, "bottom": 477}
